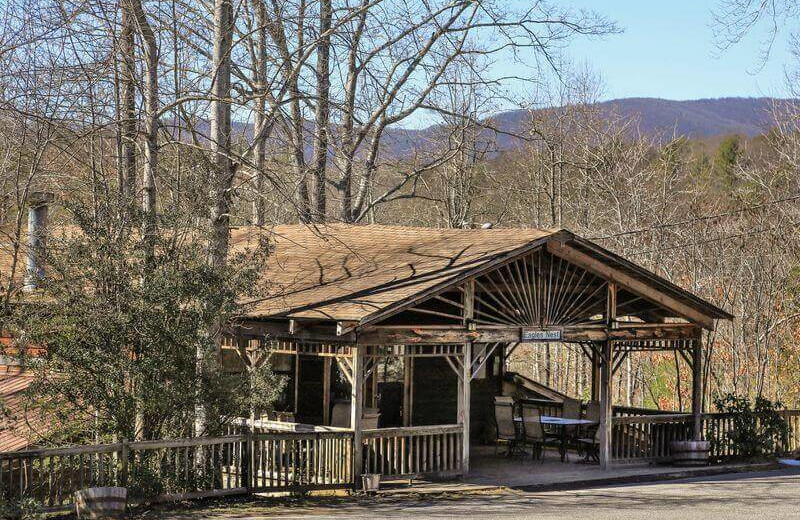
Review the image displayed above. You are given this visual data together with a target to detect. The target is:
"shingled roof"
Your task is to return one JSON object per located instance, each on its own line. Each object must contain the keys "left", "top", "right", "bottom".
{"left": 231, "top": 224, "right": 732, "bottom": 325}
{"left": 233, "top": 224, "right": 557, "bottom": 322}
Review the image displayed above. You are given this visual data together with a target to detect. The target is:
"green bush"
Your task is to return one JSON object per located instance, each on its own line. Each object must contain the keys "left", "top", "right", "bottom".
{"left": 710, "top": 393, "right": 790, "bottom": 459}
{"left": 0, "top": 496, "right": 44, "bottom": 520}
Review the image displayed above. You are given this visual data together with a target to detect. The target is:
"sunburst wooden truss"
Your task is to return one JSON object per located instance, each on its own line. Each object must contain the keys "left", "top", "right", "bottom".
{"left": 400, "top": 247, "right": 611, "bottom": 328}
{"left": 396, "top": 246, "right": 688, "bottom": 331}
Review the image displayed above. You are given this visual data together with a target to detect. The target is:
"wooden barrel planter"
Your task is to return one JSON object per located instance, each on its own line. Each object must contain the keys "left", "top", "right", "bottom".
{"left": 670, "top": 440, "right": 710, "bottom": 466}
{"left": 74, "top": 487, "right": 127, "bottom": 519}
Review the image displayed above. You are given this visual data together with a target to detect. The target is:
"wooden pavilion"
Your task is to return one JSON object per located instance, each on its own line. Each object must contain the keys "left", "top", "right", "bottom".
{"left": 225, "top": 224, "right": 732, "bottom": 475}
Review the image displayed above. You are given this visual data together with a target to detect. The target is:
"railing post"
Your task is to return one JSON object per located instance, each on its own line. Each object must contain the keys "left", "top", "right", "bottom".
{"left": 241, "top": 419, "right": 252, "bottom": 491}
{"left": 351, "top": 346, "right": 364, "bottom": 487}
{"left": 691, "top": 338, "right": 703, "bottom": 441}
{"left": 120, "top": 439, "right": 129, "bottom": 488}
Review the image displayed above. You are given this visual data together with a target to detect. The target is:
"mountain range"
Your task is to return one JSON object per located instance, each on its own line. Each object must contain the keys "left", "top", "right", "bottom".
{"left": 194, "top": 97, "right": 789, "bottom": 159}
{"left": 380, "top": 97, "right": 790, "bottom": 157}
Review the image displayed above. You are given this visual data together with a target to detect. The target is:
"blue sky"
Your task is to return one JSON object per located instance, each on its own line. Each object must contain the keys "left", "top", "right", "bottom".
{"left": 548, "top": 0, "right": 792, "bottom": 100}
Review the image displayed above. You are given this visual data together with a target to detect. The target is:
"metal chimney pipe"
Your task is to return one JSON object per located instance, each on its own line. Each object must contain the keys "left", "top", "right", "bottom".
{"left": 23, "top": 191, "right": 54, "bottom": 292}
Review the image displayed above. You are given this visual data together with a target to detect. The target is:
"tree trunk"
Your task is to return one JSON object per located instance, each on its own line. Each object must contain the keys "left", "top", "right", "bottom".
{"left": 119, "top": 5, "right": 137, "bottom": 203}
{"left": 309, "top": 0, "right": 331, "bottom": 222}
{"left": 201, "top": 0, "right": 234, "bottom": 436}
{"left": 128, "top": 0, "right": 159, "bottom": 265}
{"left": 251, "top": 0, "right": 268, "bottom": 226}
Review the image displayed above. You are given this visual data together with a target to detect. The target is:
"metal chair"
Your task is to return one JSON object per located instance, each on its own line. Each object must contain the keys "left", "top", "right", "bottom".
{"left": 576, "top": 400, "right": 601, "bottom": 463}
{"left": 520, "top": 403, "right": 545, "bottom": 461}
{"left": 576, "top": 425, "right": 601, "bottom": 463}
{"left": 560, "top": 397, "right": 582, "bottom": 457}
{"left": 494, "top": 397, "right": 518, "bottom": 456}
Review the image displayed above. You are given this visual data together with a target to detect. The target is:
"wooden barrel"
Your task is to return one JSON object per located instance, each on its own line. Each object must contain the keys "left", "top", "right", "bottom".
{"left": 74, "top": 487, "right": 127, "bottom": 519}
{"left": 670, "top": 440, "right": 710, "bottom": 466}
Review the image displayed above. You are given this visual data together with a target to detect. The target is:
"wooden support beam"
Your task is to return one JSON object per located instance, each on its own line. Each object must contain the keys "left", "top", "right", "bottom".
{"left": 293, "top": 353, "right": 300, "bottom": 415}
{"left": 444, "top": 355, "right": 464, "bottom": 380}
{"left": 336, "top": 356, "right": 354, "bottom": 386}
{"left": 370, "top": 364, "right": 378, "bottom": 408}
{"left": 692, "top": 339, "right": 703, "bottom": 441}
{"left": 322, "top": 358, "right": 332, "bottom": 426}
{"left": 357, "top": 323, "right": 701, "bottom": 346}
{"left": 234, "top": 319, "right": 356, "bottom": 343}
{"left": 470, "top": 342, "right": 500, "bottom": 381}
{"left": 591, "top": 345, "right": 601, "bottom": 402}
{"left": 612, "top": 348, "right": 630, "bottom": 376}
{"left": 402, "top": 351, "right": 413, "bottom": 427}
{"left": 351, "top": 347, "right": 364, "bottom": 482}
{"left": 461, "top": 279, "right": 475, "bottom": 474}
{"left": 599, "top": 282, "right": 617, "bottom": 470}
{"left": 547, "top": 241, "right": 715, "bottom": 329}
{"left": 460, "top": 341, "right": 472, "bottom": 473}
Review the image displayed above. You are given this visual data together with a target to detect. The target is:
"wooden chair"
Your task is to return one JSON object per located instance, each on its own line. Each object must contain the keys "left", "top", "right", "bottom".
{"left": 493, "top": 397, "right": 518, "bottom": 456}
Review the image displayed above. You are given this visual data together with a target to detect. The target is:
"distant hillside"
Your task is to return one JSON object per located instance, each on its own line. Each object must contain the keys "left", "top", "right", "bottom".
{"left": 594, "top": 97, "right": 783, "bottom": 138}
{"left": 183, "top": 97, "right": 789, "bottom": 159}
{"left": 380, "top": 97, "right": 790, "bottom": 156}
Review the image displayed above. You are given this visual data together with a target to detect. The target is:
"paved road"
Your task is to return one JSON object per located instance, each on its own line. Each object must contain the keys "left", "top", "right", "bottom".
{"left": 144, "top": 469, "right": 800, "bottom": 520}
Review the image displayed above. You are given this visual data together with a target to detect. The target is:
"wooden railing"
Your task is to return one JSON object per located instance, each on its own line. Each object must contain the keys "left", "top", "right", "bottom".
{"left": 361, "top": 424, "right": 463, "bottom": 479}
{"left": 612, "top": 405, "right": 681, "bottom": 417}
{"left": 0, "top": 435, "right": 248, "bottom": 512}
{"left": 781, "top": 410, "right": 800, "bottom": 453}
{"left": 0, "top": 429, "right": 354, "bottom": 513}
{"left": 612, "top": 409, "right": 800, "bottom": 463}
{"left": 703, "top": 410, "right": 800, "bottom": 460}
{"left": 611, "top": 414, "right": 693, "bottom": 462}
{"left": 250, "top": 431, "right": 353, "bottom": 492}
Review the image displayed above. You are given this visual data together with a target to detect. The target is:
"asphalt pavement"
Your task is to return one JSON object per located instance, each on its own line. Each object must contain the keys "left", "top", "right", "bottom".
{"left": 141, "top": 468, "right": 800, "bottom": 520}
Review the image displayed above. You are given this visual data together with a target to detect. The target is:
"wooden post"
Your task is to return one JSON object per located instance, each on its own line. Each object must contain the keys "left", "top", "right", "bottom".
{"left": 370, "top": 363, "right": 378, "bottom": 408}
{"left": 120, "top": 439, "right": 129, "bottom": 488}
{"left": 351, "top": 346, "right": 364, "bottom": 483}
{"left": 461, "top": 341, "right": 472, "bottom": 474}
{"left": 692, "top": 338, "right": 703, "bottom": 441}
{"left": 402, "top": 351, "right": 413, "bottom": 427}
{"left": 323, "top": 357, "right": 332, "bottom": 425}
{"left": 461, "top": 279, "right": 475, "bottom": 474}
{"left": 591, "top": 347, "right": 601, "bottom": 402}
{"left": 241, "top": 419, "right": 253, "bottom": 491}
{"left": 598, "top": 340, "right": 613, "bottom": 470}
{"left": 293, "top": 352, "right": 300, "bottom": 416}
{"left": 599, "top": 282, "right": 617, "bottom": 470}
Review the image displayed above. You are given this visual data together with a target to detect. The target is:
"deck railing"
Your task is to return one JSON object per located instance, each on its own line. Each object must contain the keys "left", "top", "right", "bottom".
{"left": 361, "top": 424, "right": 463, "bottom": 478}
{"left": 250, "top": 431, "right": 353, "bottom": 492}
{"left": 0, "top": 435, "right": 249, "bottom": 512}
{"left": 0, "top": 429, "right": 355, "bottom": 513}
{"left": 612, "top": 409, "right": 800, "bottom": 463}
{"left": 611, "top": 414, "right": 693, "bottom": 462}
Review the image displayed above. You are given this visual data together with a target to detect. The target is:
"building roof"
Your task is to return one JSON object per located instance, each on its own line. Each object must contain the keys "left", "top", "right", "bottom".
{"left": 233, "top": 224, "right": 557, "bottom": 322}
{"left": 232, "top": 224, "right": 733, "bottom": 325}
